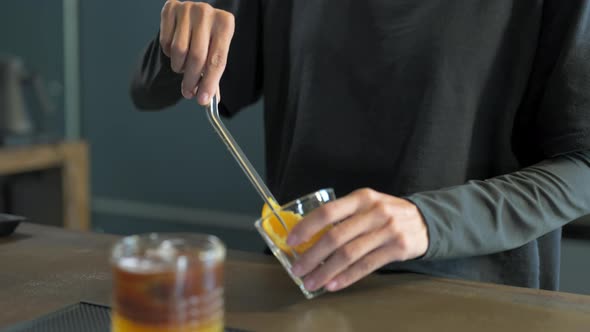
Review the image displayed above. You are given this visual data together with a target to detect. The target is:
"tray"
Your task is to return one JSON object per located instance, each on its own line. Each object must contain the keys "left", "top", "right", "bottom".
{"left": 0, "top": 214, "right": 25, "bottom": 237}
{"left": 1, "top": 302, "right": 249, "bottom": 332}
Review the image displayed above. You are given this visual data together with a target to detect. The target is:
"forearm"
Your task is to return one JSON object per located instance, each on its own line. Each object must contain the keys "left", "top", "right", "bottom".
{"left": 407, "top": 150, "right": 590, "bottom": 260}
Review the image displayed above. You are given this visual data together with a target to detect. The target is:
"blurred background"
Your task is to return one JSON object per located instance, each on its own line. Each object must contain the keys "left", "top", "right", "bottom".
{"left": 0, "top": 1, "right": 589, "bottom": 294}
{"left": 0, "top": 1, "right": 264, "bottom": 251}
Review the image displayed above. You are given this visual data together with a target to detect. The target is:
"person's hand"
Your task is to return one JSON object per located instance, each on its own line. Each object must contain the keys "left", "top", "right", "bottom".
{"left": 287, "top": 188, "right": 428, "bottom": 292}
{"left": 159, "top": 0, "right": 235, "bottom": 105}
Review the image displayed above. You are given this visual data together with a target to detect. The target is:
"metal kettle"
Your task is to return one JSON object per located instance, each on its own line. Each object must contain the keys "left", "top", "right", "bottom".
{"left": 0, "top": 55, "right": 54, "bottom": 145}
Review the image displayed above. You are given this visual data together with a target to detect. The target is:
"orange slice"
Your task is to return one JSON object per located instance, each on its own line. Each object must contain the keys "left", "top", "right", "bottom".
{"left": 261, "top": 200, "right": 330, "bottom": 255}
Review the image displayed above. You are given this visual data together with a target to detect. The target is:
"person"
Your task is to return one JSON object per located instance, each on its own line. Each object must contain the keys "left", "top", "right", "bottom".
{"left": 131, "top": 0, "right": 590, "bottom": 294}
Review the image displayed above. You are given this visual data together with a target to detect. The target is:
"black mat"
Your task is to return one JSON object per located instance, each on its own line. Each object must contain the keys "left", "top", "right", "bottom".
{"left": 2, "top": 302, "right": 248, "bottom": 332}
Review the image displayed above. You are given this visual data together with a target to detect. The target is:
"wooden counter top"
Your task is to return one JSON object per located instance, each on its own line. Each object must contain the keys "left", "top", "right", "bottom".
{"left": 1, "top": 223, "right": 589, "bottom": 332}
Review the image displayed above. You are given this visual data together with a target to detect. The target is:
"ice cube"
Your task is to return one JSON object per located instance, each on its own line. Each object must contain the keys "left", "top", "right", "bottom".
{"left": 146, "top": 239, "right": 183, "bottom": 262}
{"left": 117, "top": 256, "right": 167, "bottom": 273}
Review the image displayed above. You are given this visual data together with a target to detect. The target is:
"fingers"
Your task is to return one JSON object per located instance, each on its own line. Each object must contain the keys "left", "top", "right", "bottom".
{"left": 303, "top": 198, "right": 428, "bottom": 292}
{"left": 300, "top": 225, "right": 391, "bottom": 291}
{"left": 287, "top": 188, "right": 379, "bottom": 247}
{"left": 159, "top": 1, "right": 176, "bottom": 57}
{"left": 181, "top": 7, "right": 211, "bottom": 99}
{"left": 326, "top": 243, "right": 398, "bottom": 292}
{"left": 158, "top": 1, "right": 234, "bottom": 102}
{"left": 285, "top": 189, "right": 429, "bottom": 293}
{"left": 196, "top": 11, "right": 234, "bottom": 105}
{"left": 291, "top": 204, "right": 392, "bottom": 279}
{"left": 169, "top": 5, "right": 192, "bottom": 74}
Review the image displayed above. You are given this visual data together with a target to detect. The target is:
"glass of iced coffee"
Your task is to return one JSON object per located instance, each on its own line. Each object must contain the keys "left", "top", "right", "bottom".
{"left": 110, "top": 233, "right": 225, "bottom": 332}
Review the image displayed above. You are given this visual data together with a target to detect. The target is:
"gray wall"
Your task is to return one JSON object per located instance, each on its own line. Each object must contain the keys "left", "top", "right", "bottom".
{"left": 561, "top": 239, "right": 590, "bottom": 295}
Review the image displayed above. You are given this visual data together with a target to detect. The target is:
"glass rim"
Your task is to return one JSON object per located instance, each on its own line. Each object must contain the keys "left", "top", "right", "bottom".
{"left": 111, "top": 232, "right": 226, "bottom": 266}
{"left": 255, "top": 187, "right": 335, "bottom": 223}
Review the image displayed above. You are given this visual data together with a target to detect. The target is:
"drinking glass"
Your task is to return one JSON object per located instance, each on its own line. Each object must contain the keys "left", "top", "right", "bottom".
{"left": 254, "top": 188, "right": 336, "bottom": 299}
{"left": 110, "top": 233, "right": 226, "bottom": 332}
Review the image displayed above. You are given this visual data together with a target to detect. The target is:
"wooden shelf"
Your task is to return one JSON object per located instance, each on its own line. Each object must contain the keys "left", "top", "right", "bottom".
{"left": 0, "top": 141, "right": 90, "bottom": 231}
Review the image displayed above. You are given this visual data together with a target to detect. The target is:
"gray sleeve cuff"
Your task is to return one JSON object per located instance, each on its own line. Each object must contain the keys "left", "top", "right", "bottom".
{"left": 404, "top": 195, "right": 442, "bottom": 260}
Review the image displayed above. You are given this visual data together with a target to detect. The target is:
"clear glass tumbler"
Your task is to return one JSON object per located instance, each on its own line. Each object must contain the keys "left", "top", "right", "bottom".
{"left": 254, "top": 188, "right": 336, "bottom": 299}
{"left": 110, "top": 233, "right": 226, "bottom": 332}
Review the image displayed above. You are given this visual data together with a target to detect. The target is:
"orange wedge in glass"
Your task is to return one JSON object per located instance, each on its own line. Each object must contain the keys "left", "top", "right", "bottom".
{"left": 261, "top": 202, "right": 330, "bottom": 255}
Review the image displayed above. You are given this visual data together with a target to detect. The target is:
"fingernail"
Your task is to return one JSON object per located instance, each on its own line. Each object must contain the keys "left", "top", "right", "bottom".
{"left": 198, "top": 92, "right": 210, "bottom": 104}
{"left": 182, "top": 90, "right": 193, "bottom": 99}
{"left": 291, "top": 264, "right": 303, "bottom": 277}
{"left": 304, "top": 278, "right": 316, "bottom": 291}
{"left": 326, "top": 280, "right": 339, "bottom": 291}
{"left": 287, "top": 234, "right": 299, "bottom": 246}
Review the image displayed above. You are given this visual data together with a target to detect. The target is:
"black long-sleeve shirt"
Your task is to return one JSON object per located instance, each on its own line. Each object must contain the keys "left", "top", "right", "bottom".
{"left": 131, "top": 0, "right": 590, "bottom": 290}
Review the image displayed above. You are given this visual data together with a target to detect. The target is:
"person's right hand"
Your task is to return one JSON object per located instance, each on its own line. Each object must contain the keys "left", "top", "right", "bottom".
{"left": 159, "top": 0, "right": 235, "bottom": 105}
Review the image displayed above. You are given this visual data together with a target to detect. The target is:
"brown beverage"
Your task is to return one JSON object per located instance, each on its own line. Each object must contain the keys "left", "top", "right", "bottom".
{"left": 111, "top": 234, "right": 225, "bottom": 332}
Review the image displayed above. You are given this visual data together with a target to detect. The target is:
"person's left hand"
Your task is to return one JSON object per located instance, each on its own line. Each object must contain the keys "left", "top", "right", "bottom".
{"left": 287, "top": 188, "right": 428, "bottom": 292}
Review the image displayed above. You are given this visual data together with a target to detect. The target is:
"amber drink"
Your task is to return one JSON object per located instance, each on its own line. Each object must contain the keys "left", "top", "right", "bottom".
{"left": 110, "top": 233, "right": 225, "bottom": 332}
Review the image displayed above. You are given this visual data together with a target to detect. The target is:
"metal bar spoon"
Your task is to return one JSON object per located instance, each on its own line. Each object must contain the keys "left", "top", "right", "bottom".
{"left": 205, "top": 94, "right": 299, "bottom": 258}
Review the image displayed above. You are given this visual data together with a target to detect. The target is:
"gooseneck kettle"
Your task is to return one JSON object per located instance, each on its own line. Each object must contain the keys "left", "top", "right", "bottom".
{"left": 0, "top": 55, "right": 54, "bottom": 145}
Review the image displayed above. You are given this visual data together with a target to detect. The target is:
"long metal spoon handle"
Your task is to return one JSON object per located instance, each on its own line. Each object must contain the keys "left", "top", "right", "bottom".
{"left": 205, "top": 95, "right": 298, "bottom": 261}
{"left": 205, "top": 95, "right": 278, "bottom": 207}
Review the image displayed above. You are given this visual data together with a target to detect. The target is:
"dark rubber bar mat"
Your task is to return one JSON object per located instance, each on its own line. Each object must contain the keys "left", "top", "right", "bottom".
{"left": 2, "top": 302, "right": 248, "bottom": 332}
